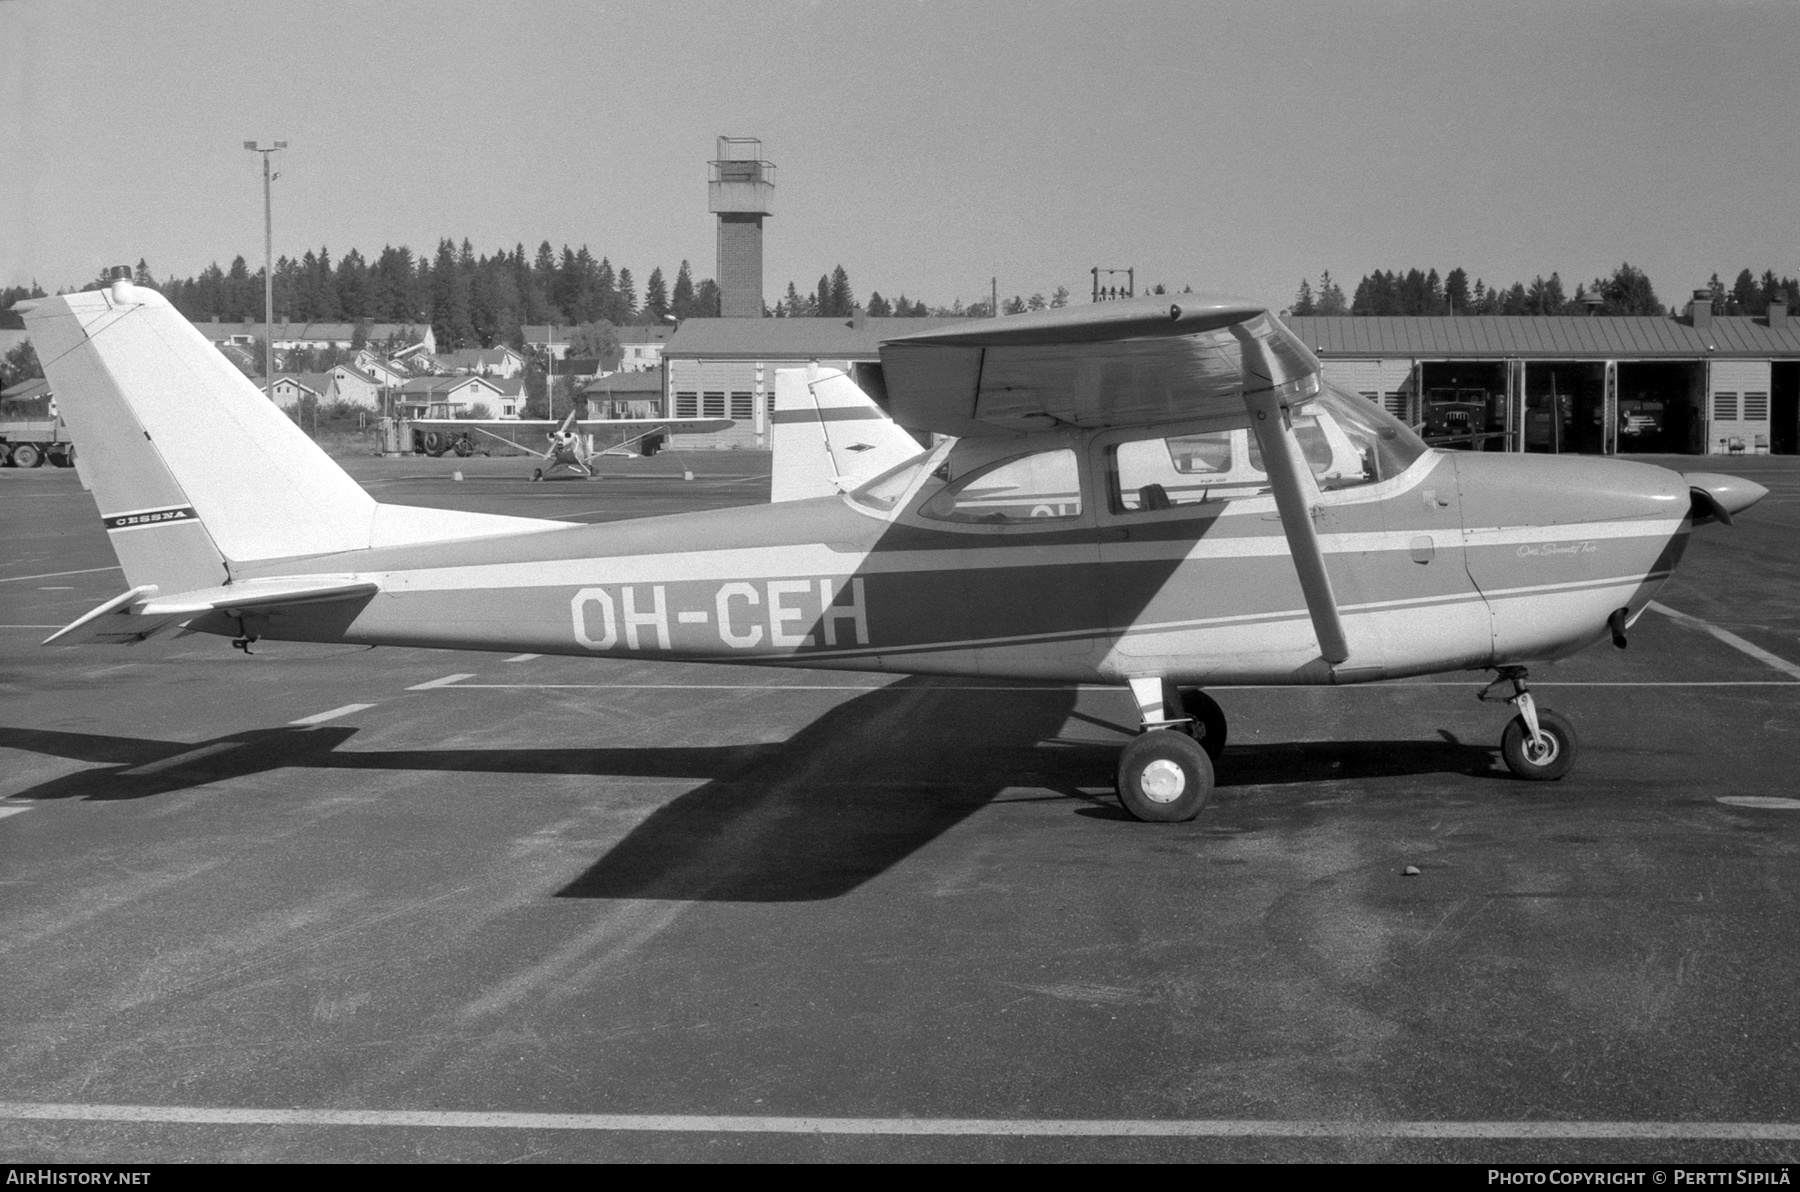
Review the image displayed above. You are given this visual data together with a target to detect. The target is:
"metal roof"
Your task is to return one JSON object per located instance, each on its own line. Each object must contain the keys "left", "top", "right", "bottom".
{"left": 664, "top": 316, "right": 972, "bottom": 361}
{"left": 1285, "top": 315, "right": 1800, "bottom": 359}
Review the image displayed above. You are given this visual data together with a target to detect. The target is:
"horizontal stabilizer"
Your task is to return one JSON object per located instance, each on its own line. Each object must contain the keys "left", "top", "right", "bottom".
{"left": 44, "top": 578, "right": 379, "bottom": 647}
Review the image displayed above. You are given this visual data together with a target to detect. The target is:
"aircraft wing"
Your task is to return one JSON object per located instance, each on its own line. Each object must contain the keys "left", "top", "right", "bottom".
{"left": 876, "top": 294, "right": 1320, "bottom": 437}
{"left": 44, "top": 578, "right": 379, "bottom": 646}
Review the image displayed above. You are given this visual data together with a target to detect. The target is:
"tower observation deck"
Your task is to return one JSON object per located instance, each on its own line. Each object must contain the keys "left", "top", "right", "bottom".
{"left": 709, "top": 137, "right": 775, "bottom": 318}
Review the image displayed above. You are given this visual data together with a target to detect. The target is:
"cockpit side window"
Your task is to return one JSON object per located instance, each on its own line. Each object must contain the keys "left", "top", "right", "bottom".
{"left": 919, "top": 447, "right": 1082, "bottom": 523}
{"left": 1112, "top": 431, "right": 1269, "bottom": 512}
{"left": 1108, "top": 387, "right": 1431, "bottom": 514}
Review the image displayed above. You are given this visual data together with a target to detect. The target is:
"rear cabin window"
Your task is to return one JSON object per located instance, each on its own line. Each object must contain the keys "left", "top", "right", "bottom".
{"left": 920, "top": 448, "right": 1082, "bottom": 523}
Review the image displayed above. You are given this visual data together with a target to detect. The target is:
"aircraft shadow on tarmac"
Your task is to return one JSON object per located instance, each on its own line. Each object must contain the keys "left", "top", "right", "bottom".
{"left": 1, "top": 679, "right": 1501, "bottom": 901}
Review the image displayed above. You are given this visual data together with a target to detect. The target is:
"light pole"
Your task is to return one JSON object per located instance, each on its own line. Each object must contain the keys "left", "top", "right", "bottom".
{"left": 244, "top": 140, "right": 287, "bottom": 401}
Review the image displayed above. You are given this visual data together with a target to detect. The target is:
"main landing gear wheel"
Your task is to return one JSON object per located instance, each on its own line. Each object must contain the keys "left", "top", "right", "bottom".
{"left": 1116, "top": 730, "right": 1214, "bottom": 823}
{"left": 531, "top": 468, "right": 544, "bottom": 482}
{"left": 1480, "top": 667, "right": 1579, "bottom": 782}
{"left": 1501, "top": 709, "right": 1579, "bottom": 781}
{"left": 1178, "top": 688, "right": 1228, "bottom": 761}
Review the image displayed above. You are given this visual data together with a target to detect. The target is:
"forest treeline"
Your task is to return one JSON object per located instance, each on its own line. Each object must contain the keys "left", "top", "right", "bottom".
{"left": 0, "top": 247, "right": 1076, "bottom": 350}
{"left": 1294, "top": 263, "right": 1800, "bottom": 318}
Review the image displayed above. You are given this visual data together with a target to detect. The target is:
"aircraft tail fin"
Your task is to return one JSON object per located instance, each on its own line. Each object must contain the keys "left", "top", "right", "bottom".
{"left": 21, "top": 282, "right": 559, "bottom": 597}
{"left": 769, "top": 365, "right": 927, "bottom": 503}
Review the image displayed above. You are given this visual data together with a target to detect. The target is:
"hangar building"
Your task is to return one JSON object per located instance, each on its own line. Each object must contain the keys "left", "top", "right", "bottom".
{"left": 1291, "top": 295, "right": 1799, "bottom": 456}
{"left": 658, "top": 294, "right": 1800, "bottom": 456}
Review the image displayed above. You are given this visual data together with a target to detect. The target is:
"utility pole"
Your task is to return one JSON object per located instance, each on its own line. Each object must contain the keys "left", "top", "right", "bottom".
{"left": 244, "top": 140, "right": 287, "bottom": 401}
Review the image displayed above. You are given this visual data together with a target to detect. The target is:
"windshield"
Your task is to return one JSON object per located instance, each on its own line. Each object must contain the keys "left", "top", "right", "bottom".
{"left": 1303, "top": 384, "right": 1429, "bottom": 484}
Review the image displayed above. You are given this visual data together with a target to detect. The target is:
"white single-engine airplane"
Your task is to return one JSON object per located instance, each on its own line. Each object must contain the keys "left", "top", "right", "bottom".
{"left": 23, "top": 276, "right": 1767, "bottom": 821}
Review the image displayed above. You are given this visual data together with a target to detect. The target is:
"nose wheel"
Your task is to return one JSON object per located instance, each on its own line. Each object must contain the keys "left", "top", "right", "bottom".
{"left": 1481, "top": 668, "right": 1579, "bottom": 780}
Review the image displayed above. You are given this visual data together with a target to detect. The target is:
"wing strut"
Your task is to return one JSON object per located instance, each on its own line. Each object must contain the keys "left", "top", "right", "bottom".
{"left": 1235, "top": 329, "right": 1350, "bottom": 666}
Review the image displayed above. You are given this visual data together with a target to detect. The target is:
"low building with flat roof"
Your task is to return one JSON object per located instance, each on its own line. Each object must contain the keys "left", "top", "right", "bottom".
{"left": 661, "top": 313, "right": 967, "bottom": 448}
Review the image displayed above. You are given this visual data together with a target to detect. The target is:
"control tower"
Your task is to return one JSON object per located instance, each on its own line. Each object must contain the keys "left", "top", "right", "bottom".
{"left": 709, "top": 137, "right": 775, "bottom": 318}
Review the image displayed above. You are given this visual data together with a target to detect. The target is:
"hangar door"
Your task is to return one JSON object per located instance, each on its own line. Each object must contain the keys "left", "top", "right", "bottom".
{"left": 1321, "top": 359, "right": 1415, "bottom": 423}
{"left": 1708, "top": 361, "right": 1772, "bottom": 455}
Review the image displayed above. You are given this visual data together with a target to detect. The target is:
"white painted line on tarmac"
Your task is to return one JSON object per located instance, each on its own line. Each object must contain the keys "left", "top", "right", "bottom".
{"left": 438, "top": 680, "right": 1800, "bottom": 693}
{"left": 0, "top": 806, "right": 30, "bottom": 820}
{"left": 0, "top": 1101, "right": 1796, "bottom": 1139}
{"left": 407, "top": 673, "right": 476, "bottom": 690}
{"left": 289, "top": 704, "right": 377, "bottom": 726}
{"left": 0, "top": 625, "right": 64, "bottom": 630}
{"left": 0, "top": 565, "right": 122, "bottom": 585}
{"left": 504, "top": 654, "right": 542, "bottom": 662}
{"left": 1648, "top": 601, "right": 1800, "bottom": 681}
{"left": 1717, "top": 796, "right": 1800, "bottom": 810}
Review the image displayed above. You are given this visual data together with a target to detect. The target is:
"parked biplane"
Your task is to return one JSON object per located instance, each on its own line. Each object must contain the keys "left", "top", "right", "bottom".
{"left": 23, "top": 277, "right": 1766, "bottom": 821}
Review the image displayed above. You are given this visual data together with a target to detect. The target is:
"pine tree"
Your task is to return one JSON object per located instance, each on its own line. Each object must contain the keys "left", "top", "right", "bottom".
{"left": 616, "top": 268, "right": 636, "bottom": 321}
{"left": 671, "top": 260, "right": 695, "bottom": 319}
{"left": 828, "top": 265, "right": 853, "bottom": 318}
{"left": 1316, "top": 271, "right": 1347, "bottom": 315}
{"left": 644, "top": 266, "right": 670, "bottom": 320}
{"left": 1291, "top": 279, "right": 1315, "bottom": 316}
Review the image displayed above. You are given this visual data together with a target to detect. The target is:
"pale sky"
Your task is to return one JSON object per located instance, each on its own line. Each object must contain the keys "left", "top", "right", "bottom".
{"left": 3, "top": 0, "right": 1797, "bottom": 312}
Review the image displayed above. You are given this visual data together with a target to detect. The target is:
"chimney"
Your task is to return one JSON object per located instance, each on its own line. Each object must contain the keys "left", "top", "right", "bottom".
{"left": 1769, "top": 299, "right": 1790, "bottom": 333}
{"left": 1581, "top": 294, "right": 1604, "bottom": 316}
{"left": 1689, "top": 288, "right": 1712, "bottom": 330}
{"left": 848, "top": 304, "right": 867, "bottom": 331}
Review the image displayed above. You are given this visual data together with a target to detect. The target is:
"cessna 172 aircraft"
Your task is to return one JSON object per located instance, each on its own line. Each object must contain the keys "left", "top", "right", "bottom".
{"left": 22, "top": 276, "right": 1766, "bottom": 821}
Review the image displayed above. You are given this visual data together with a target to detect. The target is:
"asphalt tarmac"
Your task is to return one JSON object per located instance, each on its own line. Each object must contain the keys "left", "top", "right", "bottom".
{"left": 2, "top": 450, "right": 1798, "bottom": 1163}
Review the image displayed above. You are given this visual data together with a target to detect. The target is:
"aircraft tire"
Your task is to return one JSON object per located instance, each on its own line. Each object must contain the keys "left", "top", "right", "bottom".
{"left": 531, "top": 468, "right": 543, "bottom": 482}
{"left": 1178, "top": 688, "right": 1228, "bottom": 761}
{"left": 1500, "top": 709, "right": 1578, "bottom": 781}
{"left": 1116, "top": 730, "right": 1214, "bottom": 823}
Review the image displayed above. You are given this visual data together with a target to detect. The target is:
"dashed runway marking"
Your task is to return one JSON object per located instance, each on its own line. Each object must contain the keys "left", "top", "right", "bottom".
{"left": 504, "top": 654, "right": 541, "bottom": 662}
{"left": 0, "top": 565, "right": 122, "bottom": 585}
{"left": 0, "top": 806, "right": 31, "bottom": 820}
{"left": 407, "top": 673, "right": 476, "bottom": 690}
{"left": 0, "top": 1101, "right": 1796, "bottom": 1139}
{"left": 1717, "top": 796, "right": 1800, "bottom": 810}
{"left": 289, "top": 703, "right": 377, "bottom": 726}
{"left": 1649, "top": 601, "right": 1800, "bottom": 681}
